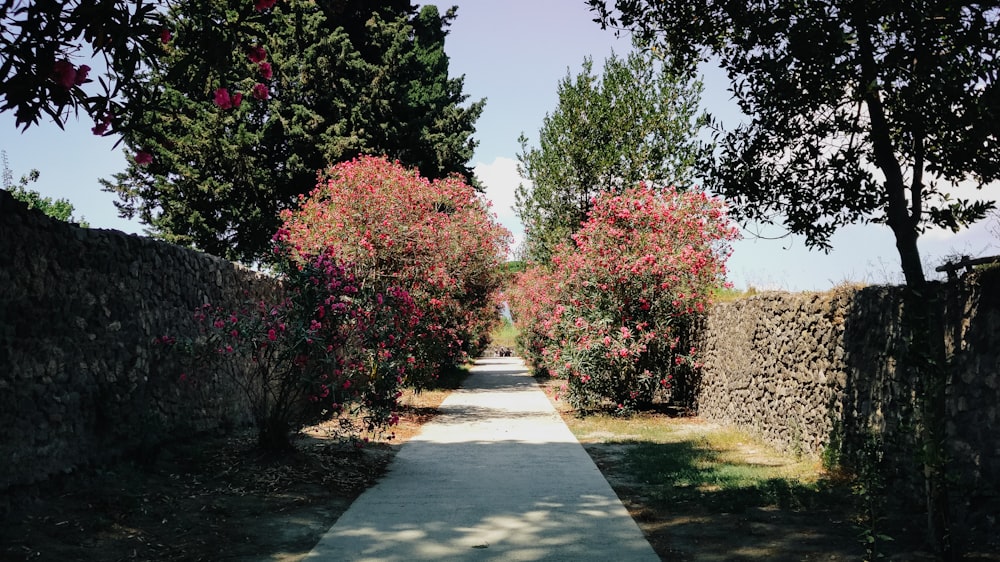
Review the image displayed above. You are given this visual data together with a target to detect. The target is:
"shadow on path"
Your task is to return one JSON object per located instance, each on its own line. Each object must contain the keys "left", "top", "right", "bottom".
{"left": 306, "top": 357, "right": 659, "bottom": 561}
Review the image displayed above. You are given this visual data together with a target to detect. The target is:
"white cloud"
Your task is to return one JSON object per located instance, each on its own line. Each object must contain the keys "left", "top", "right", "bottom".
{"left": 475, "top": 156, "right": 526, "bottom": 258}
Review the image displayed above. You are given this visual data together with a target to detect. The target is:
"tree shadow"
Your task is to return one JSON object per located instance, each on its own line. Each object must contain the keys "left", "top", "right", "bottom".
{"left": 594, "top": 438, "right": 862, "bottom": 561}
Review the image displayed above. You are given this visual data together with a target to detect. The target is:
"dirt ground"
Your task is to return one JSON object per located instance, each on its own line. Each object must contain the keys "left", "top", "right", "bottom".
{"left": 0, "top": 390, "right": 444, "bottom": 562}
{"left": 4, "top": 369, "right": 997, "bottom": 561}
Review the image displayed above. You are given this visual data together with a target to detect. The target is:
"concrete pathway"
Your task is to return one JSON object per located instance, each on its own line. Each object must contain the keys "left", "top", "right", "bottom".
{"left": 306, "top": 357, "right": 660, "bottom": 561}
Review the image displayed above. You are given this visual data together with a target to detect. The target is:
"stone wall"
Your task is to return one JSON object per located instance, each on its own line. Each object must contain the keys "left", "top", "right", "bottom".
{"left": 0, "top": 190, "right": 282, "bottom": 494}
{"left": 696, "top": 289, "right": 852, "bottom": 456}
{"left": 695, "top": 273, "right": 1000, "bottom": 538}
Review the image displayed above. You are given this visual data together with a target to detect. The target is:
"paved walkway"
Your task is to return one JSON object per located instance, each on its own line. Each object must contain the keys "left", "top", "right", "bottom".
{"left": 306, "top": 357, "right": 660, "bottom": 561}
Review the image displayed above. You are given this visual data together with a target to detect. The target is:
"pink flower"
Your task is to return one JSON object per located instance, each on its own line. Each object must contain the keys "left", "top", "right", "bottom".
{"left": 52, "top": 60, "right": 76, "bottom": 88}
{"left": 252, "top": 82, "right": 269, "bottom": 100}
{"left": 91, "top": 113, "right": 113, "bottom": 136}
{"left": 135, "top": 151, "right": 153, "bottom": 166}
{"left": 247, "top": 45, "right": 267, "bottom": 63}
{"left": 74, "top": 65, "right": 91, "bottom": 86}
{"left": 254, "top": 0, "right": 277, "bottom": 11}
{"left": 214, "top": 87, "right": 235, "bottom": 109}
{"left": 160, "top": 29, "right": 172, "bottom": 44}
{"left": 267, "top": 328, "right": 277, "bottom": 341}
{"left": 258, "top": 61, "right": 272, "bottom": 80}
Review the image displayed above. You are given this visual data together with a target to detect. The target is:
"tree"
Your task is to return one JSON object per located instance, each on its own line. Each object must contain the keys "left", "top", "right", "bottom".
{"left": 514, "top": 45, "right": 709, "bottom": 264}
{"left": 589, "top": 0, "right": 999, "bottom": 288}
{"left": 101, "top": 1, "right": 484, "bottom": 263}
{"left": 1, "top": 0, "right": 279, "bottom": 140}
{"left": 2, "top": 150, "right": 88, "bottom": 227}
{"left": 280, "top": 156, "right": 511, "bottom": 389}
{"left": 509, "top": 184, "right": 736, "bottom": 412}
{"left": 589, "top": 3, "right": 999, "bottom": 553}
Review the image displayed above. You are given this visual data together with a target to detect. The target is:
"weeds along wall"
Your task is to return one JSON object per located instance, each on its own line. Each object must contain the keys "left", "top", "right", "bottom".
{"left": 0, "top": 190, "right": 283, "bottom": 495}
{"left": 696, "top": 274, "right": 1000, "bottom": 537}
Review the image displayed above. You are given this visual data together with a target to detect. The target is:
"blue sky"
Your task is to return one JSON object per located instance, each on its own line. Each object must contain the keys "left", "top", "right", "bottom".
{"left": 2, "top": 0, "right": 997, "bottom": 290}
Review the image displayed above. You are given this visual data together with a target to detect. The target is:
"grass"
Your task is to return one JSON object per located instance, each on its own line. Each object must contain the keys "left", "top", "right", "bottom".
{"left": 712, "top": 286, "right": 752, "bottom": 302}
{"left": 538, "top": 385, "right": 869, "bottom": 559}
{"left": 489, "top": 318, "right": 518, "bottom": 349}
{"left": 561, "top": 409, "right": 845, "bottom": 514}
{"left": 541, "top": 396, "right": 868, "bottom": 559}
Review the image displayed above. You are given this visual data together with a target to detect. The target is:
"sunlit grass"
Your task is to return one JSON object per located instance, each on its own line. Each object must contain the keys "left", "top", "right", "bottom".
{"left": 557, "top": 406, "right": 846, "bottom": 513}
{"left": 711, "top": 286, "right": 751, "bottom": 302}
{"left": 489, "top": 318, "right": 518, "bottom": 349}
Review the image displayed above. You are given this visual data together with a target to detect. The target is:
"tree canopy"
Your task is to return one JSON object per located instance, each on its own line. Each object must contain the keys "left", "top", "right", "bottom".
{"left": 589, "top": 0, "right": 1000, "bottom": 287}
{"left": 514, "top": 46, "right": 708, "bottom": 264}
{"left": 1, "top": 0, "right": 278, "bottom": 139}
{"left": 101, "top": 1, "right": 484, "bottom": 263}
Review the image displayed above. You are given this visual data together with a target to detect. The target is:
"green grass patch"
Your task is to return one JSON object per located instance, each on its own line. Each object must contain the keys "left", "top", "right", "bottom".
{"left": 489, "top": 318, "right": 518, "bottom": 349}
{"left": 563, "top": 412, "right": 849, "bottom": 514}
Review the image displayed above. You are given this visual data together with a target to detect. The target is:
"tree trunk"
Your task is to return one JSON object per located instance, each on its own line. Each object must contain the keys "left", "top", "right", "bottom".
{"left": 258, "top": 417, "right": 294, "bottom": 455}
{"left": 853, "top": 8, "right": 951, "bottom": 556}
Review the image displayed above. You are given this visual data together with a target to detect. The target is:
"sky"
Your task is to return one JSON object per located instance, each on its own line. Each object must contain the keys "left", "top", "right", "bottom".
{"left": 2, "top": 0, "right": 998, "bottom": 291}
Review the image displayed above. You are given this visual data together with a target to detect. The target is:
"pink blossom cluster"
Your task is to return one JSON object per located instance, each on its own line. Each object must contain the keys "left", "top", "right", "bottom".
{"left": 508, "top": 183, "right": 737, "bottom": 413}
{"left": 211, "top": 42, "right": 271, "bottom": 109}
{"left": 51, "top": 60, "right": 90, "bottom": 89}
{"left": 279, "top": 156, "right": 511, "bottom": 388}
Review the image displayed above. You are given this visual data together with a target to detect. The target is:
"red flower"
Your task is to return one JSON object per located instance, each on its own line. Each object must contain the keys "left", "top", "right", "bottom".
{"left": 214, "top": 87, "right": 241, "bottom": 109}
{"left": 252, "top": 83, "right": 269, "bottom": 100}
{"left": 91, "top": 113, "right": 113, "bottom": 136}
{"left": 160, "top": 29, "right": 172, "bottom": 44}
{"left": 135, "top": 151, "right": 153, "bottom": 166}
{"left": 254, "top": 0, "right": 277, "bottom": 11}
{"left": 52, "top": 60, "right": 76, "bottom": 88}
{"left": 247, "top": 45, "right": 267, "bottom": 63}
{"left": 258, "top": 61, "right": 273, "bottom": 80}
{"left": 74, "top": 65, "right": 91, "bottom": 86}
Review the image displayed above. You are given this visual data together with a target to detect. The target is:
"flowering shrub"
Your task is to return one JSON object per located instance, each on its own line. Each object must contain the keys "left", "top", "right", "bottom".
{"left": 506, "top": 265, "right": 560, "bottom": 369}
{"left": 509, "top": 184, "right": 737, "bottom": 414}
{"left": 166, "top": 249, "right": 419, "bottom": 453}
{"left": 280, "top": 156, "right": 511, "bottom": 388}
